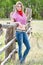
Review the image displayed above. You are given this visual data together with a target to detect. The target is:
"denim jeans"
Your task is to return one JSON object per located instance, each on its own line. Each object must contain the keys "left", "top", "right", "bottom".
{"left": 16, "top": 31, "right": 30, "bottom": 63}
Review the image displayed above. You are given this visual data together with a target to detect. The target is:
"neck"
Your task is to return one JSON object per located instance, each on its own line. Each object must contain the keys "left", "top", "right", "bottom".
{"left": 17, "top": 10, "right": 23, "bottom": 16}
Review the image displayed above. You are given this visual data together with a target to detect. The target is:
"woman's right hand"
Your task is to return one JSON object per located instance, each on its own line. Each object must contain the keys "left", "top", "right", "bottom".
{"left": 18, "top": 22, "right": 22, "bottom": 27}
{"left": 16, "top": 22, "right": 22, "bottom": 27}
{"left": 17, "top": 22, "right": 26, "bottom": 30}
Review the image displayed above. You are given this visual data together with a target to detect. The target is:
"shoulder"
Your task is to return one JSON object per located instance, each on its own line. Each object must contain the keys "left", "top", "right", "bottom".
{"left": 10, "top": 12, "right": 17, "bottom": 19}
{"left": 12, "top": 12, "right": 17, "bottom": 16}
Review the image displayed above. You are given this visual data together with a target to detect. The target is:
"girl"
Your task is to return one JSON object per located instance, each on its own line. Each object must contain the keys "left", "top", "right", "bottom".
{"left": 10, "top": 1, "right": 30, "bottom": 64}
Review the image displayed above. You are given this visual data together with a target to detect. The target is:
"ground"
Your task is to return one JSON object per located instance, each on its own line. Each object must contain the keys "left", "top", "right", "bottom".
{"left": 0, "top": 19, "right": 43, "bottom": 65}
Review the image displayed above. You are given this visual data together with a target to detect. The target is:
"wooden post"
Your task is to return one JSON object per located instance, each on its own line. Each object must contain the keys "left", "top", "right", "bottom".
{"left": 25, "top": 8, "right": 32, "bottom": 21}
{"left": 25, "top": 8, "right": 32, "bottom": 34}
{"left": 5, "top": 5, "right": 16, "bottom": 60}
{"left": 5, "top": 27, "right": 16, "bottom": 60}
{"left": 5, "top": 6, "right": 32, "bottom": 60}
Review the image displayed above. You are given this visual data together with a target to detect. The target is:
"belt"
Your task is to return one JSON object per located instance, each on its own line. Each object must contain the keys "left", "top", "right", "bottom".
{"left": 16, "top": 29, "right": 26, "bottom": 32}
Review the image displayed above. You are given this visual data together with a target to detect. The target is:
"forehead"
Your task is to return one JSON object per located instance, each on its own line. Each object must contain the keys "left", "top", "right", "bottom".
{"left": 17, "top": 3, "right": 22, "bottom": 6}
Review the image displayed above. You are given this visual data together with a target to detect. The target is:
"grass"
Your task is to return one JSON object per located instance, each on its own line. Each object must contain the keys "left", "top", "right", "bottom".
{"left": 0, "top": 32, "right": 5, "bottom": 60}
{"left": 0, "top": 20, "right": 43, "bottom": 65}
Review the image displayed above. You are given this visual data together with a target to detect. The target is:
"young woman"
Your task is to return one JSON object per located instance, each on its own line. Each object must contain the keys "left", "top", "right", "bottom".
{"left": 10, "top": 1, "right": 30, "bottom": 63}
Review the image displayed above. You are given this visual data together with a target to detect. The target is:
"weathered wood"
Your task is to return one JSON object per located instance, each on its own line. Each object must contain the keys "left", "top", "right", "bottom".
{"left": 0, "top": 5, "right": 32, "bottom": 65}
{"left": 1, "top": 48, "right": 17, "bottom": 65}
{"left": 0, "top": 22, "right": 17, "bottom": 60}
{"left": 0, "top": 28, "right": 3, "bottom": 36}
{"left": 4, "top": 5, "right": 17, "bottom": 60}
{"left": 3, "top": 7, "right": 32, "bottom": 61}
{"left": 0, "top": 38, "right": 16, "bottom": 54}
{"left": 25, "top": 8, "right": 32, "bottom": 21}
{"left": 25, "top": 8, "right": 32, "bottom": 36}
{"left": 0, "top": 24, "right": 3, "bottom": 36}
{"left": 5, "top": 26, "right": 16, "bottom": 60}
{"left": 2, "top": 23, "right": 17, "bottom": 28}
{"left": 0, "top": 60, "right": 2, "bottom": 64}
{"left": 25, "top": 8, "right": 32, "bottom": 30}
{"left": 0, "top": 25, "right": 31, "bottom": 65}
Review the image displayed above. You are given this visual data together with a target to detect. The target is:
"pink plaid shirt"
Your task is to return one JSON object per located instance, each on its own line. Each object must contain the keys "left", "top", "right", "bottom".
{"left": 12, "top": 12, "right": 27, "bottom": 25}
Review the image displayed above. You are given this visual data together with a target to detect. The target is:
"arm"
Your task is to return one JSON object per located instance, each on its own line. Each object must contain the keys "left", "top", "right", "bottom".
{"left": 10, "top": 15, "right": 22, "bottom": 26}
{"left": 10, "top": 12, "right": 26, "bottom": 30}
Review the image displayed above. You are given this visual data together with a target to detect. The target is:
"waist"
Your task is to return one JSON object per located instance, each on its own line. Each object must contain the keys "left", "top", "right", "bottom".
{"left": 16, "top": 29, "right": 26, "bottom": 32}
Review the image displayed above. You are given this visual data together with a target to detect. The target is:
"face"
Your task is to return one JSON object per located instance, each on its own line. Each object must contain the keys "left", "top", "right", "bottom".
{"left": 16, "top": 4, "right": 22, "bottom": 11}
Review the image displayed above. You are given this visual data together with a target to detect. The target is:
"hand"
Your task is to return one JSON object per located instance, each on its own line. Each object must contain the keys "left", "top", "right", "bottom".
{"left": 17, "top": 24, "right": 26, "bottom": 30}
{"left": 17, "top": 22, "right": 22, "bottom": 27}
{"left": 21, "top": 25, "right": 25, "bottom": 30}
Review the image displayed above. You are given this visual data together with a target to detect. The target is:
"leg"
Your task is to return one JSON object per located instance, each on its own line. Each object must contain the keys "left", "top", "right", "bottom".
{"left": 21, "top": 32, "right": 30, "bottom": 63}
{"left": 16, "top": 31, "right": 23, "bottom": 60}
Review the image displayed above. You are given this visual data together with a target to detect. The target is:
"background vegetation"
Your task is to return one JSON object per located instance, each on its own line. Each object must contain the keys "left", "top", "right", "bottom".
{"left": 0, "top": 0, "right": 43, "bottom": 19}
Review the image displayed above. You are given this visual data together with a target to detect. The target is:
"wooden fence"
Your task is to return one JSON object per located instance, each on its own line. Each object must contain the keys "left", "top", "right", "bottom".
{"left": 0, "top": 8, "right": 32, "bottom": 65}
{"left": 0, "top": 22, "right": 32, "bottom": 65}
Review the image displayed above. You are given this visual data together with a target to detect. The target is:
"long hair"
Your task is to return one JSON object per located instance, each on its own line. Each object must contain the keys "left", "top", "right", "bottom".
{"left": 15, "top": 1, "right": 24, "bottom": 12}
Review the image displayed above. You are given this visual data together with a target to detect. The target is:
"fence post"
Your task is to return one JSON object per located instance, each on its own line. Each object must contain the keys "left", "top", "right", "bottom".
{"left": 5, "top": 26, "right": 16, "bottom": 60}
{"left": 4, "top": 7, "right": 32, "bottom": 61}
{"left": 25, "top": 8, "right": 32, "bottom": 34}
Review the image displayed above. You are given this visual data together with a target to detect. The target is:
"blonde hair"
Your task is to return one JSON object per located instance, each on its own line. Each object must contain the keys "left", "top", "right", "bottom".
{"left": 15, "top": 1, "right": 24, "bottom": 12}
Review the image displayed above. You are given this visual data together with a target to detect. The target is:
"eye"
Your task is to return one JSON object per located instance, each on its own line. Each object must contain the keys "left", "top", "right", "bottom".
{"left": 17, "top": 5, "right": 22, "bottom": 7}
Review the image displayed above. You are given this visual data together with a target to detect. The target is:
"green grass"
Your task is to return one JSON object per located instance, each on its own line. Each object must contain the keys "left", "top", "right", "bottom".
{"left": 0, "top": 32, "right": 5, "bottom": 60}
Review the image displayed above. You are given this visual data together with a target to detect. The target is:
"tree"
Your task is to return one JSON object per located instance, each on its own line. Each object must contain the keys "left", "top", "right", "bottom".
{"left": 0, "top": 0, "right": 43, "bottom": 19}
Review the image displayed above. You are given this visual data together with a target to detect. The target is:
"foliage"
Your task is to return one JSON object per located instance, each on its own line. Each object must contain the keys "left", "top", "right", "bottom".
{"left": 0, "top": 0, "right": 43, "bottom": 19}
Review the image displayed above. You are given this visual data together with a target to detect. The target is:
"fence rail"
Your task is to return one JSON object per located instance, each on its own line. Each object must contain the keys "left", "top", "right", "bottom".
{"left": 0, "top": 7, "right": 32, "bottom": 65}
{"left": 1, "top": 48, "right": 17, "bottom": 65}
{"left": 0, "top": 38, "right": 16, "bottom": 54}
{"left": 2, "top": 22, "right": 18, "bottom": 28}
{"left": 0, "top": 22, "right": 32, "bottom": 65}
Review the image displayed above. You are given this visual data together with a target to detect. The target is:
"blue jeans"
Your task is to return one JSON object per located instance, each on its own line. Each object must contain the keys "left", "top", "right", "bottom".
{"left": 16, "top": 31, "right": 30, "bottom": 63}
